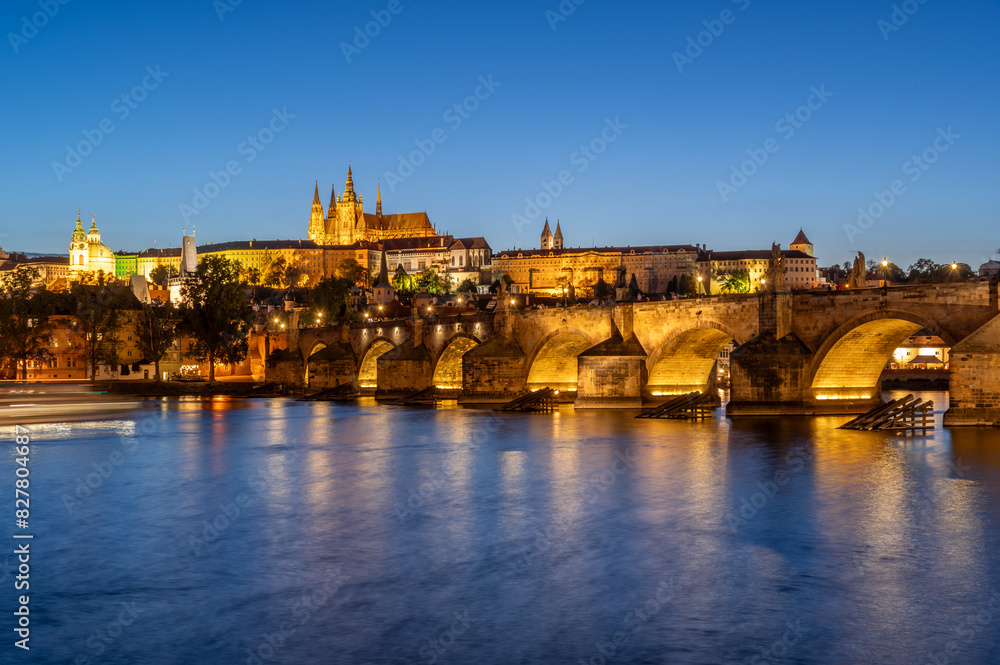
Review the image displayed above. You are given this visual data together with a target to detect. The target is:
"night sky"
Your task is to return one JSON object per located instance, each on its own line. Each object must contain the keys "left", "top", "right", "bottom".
{"left": 2, "top": 0, "right": 998, "bottom": 268}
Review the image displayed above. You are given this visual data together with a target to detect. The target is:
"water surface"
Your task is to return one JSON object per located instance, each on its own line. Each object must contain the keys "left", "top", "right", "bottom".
{"left": 4, "top": 392, "right": 1000, "bottom": 664}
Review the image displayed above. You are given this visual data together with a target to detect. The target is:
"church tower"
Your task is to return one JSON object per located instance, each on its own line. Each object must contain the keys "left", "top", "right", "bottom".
{"left": 554, "top": 221, "right": 564, "bottom": 250}
{"left": 790, "top": 229, "right": 813, "bottom": 257}
{"left": 307, "top": 182, "right": 325, "bottom": 243}
{"left": 334, "top": 165, "right": 365, "bottom": 245}
{"left": 70, "top": 210, "right": 87, "bottom": 267}
{"left": 541, "top": 218, "right": 553, "bottom": 250}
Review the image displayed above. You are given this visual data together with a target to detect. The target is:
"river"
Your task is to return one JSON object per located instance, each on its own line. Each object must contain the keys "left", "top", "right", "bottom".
{"left": 3, "top": 391, "right": 1000, "bottom": 664}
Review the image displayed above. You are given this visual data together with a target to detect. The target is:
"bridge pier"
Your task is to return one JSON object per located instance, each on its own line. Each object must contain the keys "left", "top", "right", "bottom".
{"left": 307, "top": 325, "right": 359, "bottom": 391}
{"left": 575, "top": 327, "right": 647, "bottom": 409}
{"left": 460, "top": 337, "right": 527, "bottom": 404}
{"left": 945, "top": 316, "right": 1000, "bottom": 426}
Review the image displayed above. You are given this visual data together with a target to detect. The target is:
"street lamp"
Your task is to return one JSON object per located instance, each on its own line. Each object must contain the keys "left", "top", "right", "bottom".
{"left": 697, "top": 275, "right": 703, "bottom": 297}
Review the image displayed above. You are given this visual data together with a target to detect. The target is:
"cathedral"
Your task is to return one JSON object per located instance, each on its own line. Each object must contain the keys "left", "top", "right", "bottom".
{"left": 68, "top": 211, "right": 116, "bottom": 278}
{"left": 308, "top": 166, "right": 437, "bottom": 246}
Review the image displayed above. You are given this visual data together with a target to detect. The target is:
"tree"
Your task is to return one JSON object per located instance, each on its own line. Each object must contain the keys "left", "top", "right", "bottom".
{"left": 456, "top": 278, "right": 477, "bottom": 294}
{"left": 627, "top": 274, "right": 640, "bottom": 300}
{"left": 678, "top": 273, "right": 697, "bottom": 296}
{"left": 0, "top": 268, "right": 52, "bottom": 380}
{"left": 718, "top": 270, "right": 751, "bottom": 294}
{"left": 74, "top": 283, "right": 133, "bottom": 381}
{"left": 241, "top": 266, "right": 261, "bottom": 286}
{"left": 594, "top": 278, "right": 611, "bottom": 299}
{"left": 304, "top": 276, "right": 355, "bottom": 326}
{"left": 417, "top": 268, "right": 444, "bottom": 294}
{"left": 907, "top": 258, "right": 942, "bottom": 283}
{"left": 134, "top": 301, "right": 179, "bottom": 381}
{"left": 263, "top": 256, "right": 288, "bottom": 287}
{"left": 179, "top": 256, "right": 255, "bottom": 382}
{"left": 149, "top": 265, "right": 170, "bottom": 287}
{"left": 336, "top": 258, "right": 368, "bottom": 286}
{"left": 392, "top": 265, "right": 416, "bottom": 295}
{"left": 488, "top": 279, "right": 501, "bottom": 295}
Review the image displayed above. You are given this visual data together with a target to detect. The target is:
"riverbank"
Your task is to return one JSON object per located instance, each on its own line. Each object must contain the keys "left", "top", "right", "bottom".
{"left": 98, "top": 380, "right": 298, "bottom": 398}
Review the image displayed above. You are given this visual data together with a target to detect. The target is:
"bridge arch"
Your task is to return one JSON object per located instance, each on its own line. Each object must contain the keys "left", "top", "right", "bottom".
{"left": 358, "top": 338, "right": 396, "bottom": 389}
{"left": 306, "top": 340, "right": 328, "bottom": 358}
{"left": 645, "top": 321, "right": 743, "bottom": 395}
{"left": 809, "top": 309, "right": 954, "bottom": 400}
{"left": 432, "top": 334, "right": 481, "bottom": 389}
{"left": 525, "top": 328, "right": 597, "bottom": 392}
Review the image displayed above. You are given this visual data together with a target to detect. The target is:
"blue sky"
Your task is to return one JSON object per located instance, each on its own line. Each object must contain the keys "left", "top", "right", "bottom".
{"left": 2, "top": 0, "right": 998, "bottom": 268}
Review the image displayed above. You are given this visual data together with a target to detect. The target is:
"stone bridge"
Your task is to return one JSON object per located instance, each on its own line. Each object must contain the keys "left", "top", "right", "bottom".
{"left": 272, "top": 281, "right": 1000, "bottom": 425}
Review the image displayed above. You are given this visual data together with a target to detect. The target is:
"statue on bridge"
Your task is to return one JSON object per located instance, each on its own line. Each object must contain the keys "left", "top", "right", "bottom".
{"left": 765, "top": 243, "right": 787, "bottom": 293}
{"left": 848, "top": 251, "right": 867, "bottom": 289}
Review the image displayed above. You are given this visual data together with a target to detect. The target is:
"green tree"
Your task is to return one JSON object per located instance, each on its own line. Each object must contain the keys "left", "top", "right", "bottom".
{"left": 134, "top": 301, "right": 179, "bottom": 381}
{"left": 392, "top": 265, "right": 416, "bottom": 295}
{"left": 74, "top": 283, "right": 133, "bottom": 381}
{"left": 179, "top": 256, "right": 255, "bottom": 382}
{"left": 717, "top": 270, "right": 751, "bottom": 294}
{"left": 417, "top": 268, "right": 444, "bottom": 294}
{"left": 304, "top": 276, "right": 356, "bottom": 326}
{"left": 594, "top": 278, "right": 611, "bottom": 299}
{"left": 149, "top": 265, "right": 170, "bottom": 287}
{"left": 456, "top": 278, "right": 477, "bottom": 294}
{"left": 336, "top": 258, "right": 368, "bottom": 285}
{"left": 0, "top": 267, "right": 52, "bottom": 380}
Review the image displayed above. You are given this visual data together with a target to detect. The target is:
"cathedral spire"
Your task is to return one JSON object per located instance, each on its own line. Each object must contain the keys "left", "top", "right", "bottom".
{"left": 375, "top": 246, "right": 390, "bottom": 287}
{"left": 343, "top": 164, "right": 357, "bottom": 202}
{"left": 329, "top": 183, "right": 337, "bottom": 210}
{"left": 376, "top": 181, "right": 383, "bottom": 216}
{"left": 313, "top": 181, "right": 321, "bottom": 205}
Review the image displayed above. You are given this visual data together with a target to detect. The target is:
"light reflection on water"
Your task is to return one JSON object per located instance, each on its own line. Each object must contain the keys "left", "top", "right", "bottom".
{"left": 3, "top": 391, "right": 1000, "bottom": 664}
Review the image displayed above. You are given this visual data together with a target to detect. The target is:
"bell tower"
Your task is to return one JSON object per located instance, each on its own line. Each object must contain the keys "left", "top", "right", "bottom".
{"left": 335, "top": 165, "right": 365, "bottom": 245}
{"left": 307, "top": 182, "right": 325, "bottom": 243}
